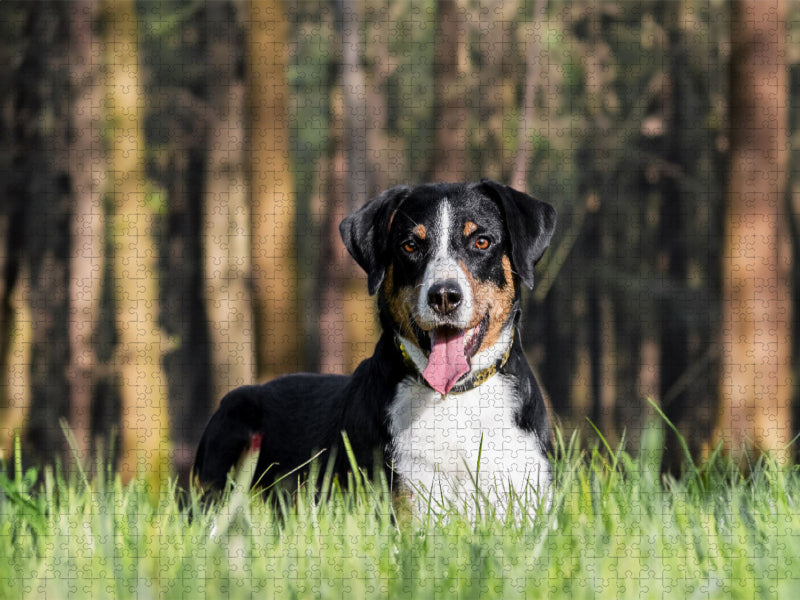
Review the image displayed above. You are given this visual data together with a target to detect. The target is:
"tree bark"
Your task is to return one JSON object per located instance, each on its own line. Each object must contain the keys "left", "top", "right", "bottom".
{"left": 431, "top": 0, "right": 469, "bottom": 182}
{"left": 67, "top": 0, "right": 104, "bottom": 467}
{"left": 718, "top": 0, "right": 791, "bottom": 462}
{"left": 658, "top": 0, "right": 691, "bottom": 473}
{"left": 511, "top": 0, "right": 547, "bottom": 191}
{"left": 15, "top": 2, "right": 72, "bottom": 468}
{"left": 326, "top": 0, "right": 379, "bottom": 374}
{"left": 0, "top": 1, "right": 28, "bottom": 462}
{"left": 317, "top": 85, "right": 349, "bottom": 375}
{"left": 204, "top": 1, "right": 255, "bottom": 402}
{"left": 104, "top": 0, "right": 171, "bottom": 486}
{"left": 247, "top": 0, "right": 301, "bottom": 380}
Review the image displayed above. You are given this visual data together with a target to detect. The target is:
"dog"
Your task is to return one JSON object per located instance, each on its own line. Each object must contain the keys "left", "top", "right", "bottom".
{"left": 193, "top": 179, "right": 556, "bottom": 517}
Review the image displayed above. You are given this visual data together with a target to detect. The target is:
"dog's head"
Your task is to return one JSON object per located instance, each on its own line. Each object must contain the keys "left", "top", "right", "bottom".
{"left": 340, "top": 180, "right": 556, "bottom": 394}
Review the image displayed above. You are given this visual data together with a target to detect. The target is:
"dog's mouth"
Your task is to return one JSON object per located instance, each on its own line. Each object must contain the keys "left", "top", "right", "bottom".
{"left": 411, "top": 313, "right": 489, "bottom": 394}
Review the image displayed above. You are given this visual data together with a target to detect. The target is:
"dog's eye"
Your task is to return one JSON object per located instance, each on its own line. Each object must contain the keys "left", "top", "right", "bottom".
{"left": 474, "top": 237, "right": 491, "bottom": 251}
{"left": 402, "top": 241, "right": 418, "bottom": 254}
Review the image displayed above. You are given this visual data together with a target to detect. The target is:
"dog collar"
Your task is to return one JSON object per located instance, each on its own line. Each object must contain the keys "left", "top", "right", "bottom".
{"left": 394, "top": 332, "right": 513, "bottom": 395}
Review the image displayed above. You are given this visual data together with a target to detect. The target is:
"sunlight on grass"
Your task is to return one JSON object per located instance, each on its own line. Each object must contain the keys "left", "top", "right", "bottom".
{"left": 1, "top": 421, "right": 799, "bottom": 599}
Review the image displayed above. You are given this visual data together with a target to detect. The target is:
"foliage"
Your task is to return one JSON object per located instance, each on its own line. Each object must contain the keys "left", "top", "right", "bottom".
{"left": 1, "top": 425, "right": 799, "bottom": 599}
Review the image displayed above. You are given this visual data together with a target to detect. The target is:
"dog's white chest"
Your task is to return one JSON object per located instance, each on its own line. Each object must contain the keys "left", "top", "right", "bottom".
{"left": 387, "top": 373, "right": 550, "bottom": 516}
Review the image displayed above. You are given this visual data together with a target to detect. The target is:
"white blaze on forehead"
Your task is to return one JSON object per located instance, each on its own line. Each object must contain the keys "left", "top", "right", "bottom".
{"left": 436, "top": 199, "right": 451, "bottom": 260}
{"left": 417, "top": 198, "right": 474, "bottom": 328}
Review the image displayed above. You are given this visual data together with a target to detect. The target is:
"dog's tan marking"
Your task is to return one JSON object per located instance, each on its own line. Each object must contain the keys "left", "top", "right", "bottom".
{"left": 462, "top": 221, "right": 478, "bottom": 237}
{"left": 459, "top": 256, "right": 516, "bottom": 353}
{"left": 383, "top": 264, "right": 419, "bottom": 342}
{"left": 502, "top": 254, "right": 514, "bottom": 287}
{"left": 413, "top": 224, "right": 427, "bottom": 240}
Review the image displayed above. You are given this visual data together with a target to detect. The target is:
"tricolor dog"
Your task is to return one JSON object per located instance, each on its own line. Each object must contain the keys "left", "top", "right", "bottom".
{"left": 193, "top": 180, "right": 556, "bottom": 516}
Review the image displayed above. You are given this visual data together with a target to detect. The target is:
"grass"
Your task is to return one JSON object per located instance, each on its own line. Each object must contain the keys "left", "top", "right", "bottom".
{"left": 1, "top": 422, "right": 800, "bottom": 599}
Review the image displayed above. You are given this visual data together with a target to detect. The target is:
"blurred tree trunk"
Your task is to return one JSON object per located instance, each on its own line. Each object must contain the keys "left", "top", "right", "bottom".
{"left": 718, "top": 0, "right": 792, "bottom": 462}
{"left": 320, "top": 0, "right": 379, "bottom": 375}
{"left": 317, "top": 83, "right": 349, "bottom": 374}
{"left": 511, "top": 0, "right": 547, "bottom": 191}
{"left": 247, "top": 0, "right": 301, "bottom": 380}
{"left": 658, "top": 0, "right": 691, "bottom": 473}
{"left": 103, "top": 0, "right": 171, "bottom": 486}
{"left": 470, "top": 1, "right": 516, "bottom": 181}
{"left": 0, "top": 200, "right": 30, "bottom": 462}
{"left": 337, "top": 0, "right": 368, "bottom": 210}
{"left": 204, "top": 2, "right": 254, "bottom": 401}
{"left": 340, "top": 0, "right": 382, "bottom": 372}
{"left": 159, "top": 136, "right": 209, "bottom": 485}
{"left": 363, "top": 4, "right": 391, "bottom": 197}
{"left": 67, "top": 0, "right": 104, "bottom": 467}
{"left": 431, "top": 0, "right": 469, "bottom": 181}
{"left": 0, "top": 2, "right": 27, "bottom": 462}
{"left": 790, "top": 58, "right": 800, "bottom": 458}
{"left": 586, "top": 205, "right": 615, "bottom": 442}
{"left": 0, "top": 281, "right": 30, "bottom": 463}
{"left": 14, "top": 2, "right": 72, "bottom": 468}
{"left": 138, "top": 5, "right": 212, "bottom": 488}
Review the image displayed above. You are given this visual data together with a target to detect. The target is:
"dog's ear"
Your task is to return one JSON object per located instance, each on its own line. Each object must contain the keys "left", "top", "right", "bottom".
{"left": 476, "top": 179, "right": 557, "bottom": 290}
{"left": 339, "top": 185, "right": 411, "bottom": 295}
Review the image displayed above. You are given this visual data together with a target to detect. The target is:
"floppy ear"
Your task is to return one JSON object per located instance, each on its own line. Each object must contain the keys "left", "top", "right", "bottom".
{"left": 339, "top": 185, "right": 411, "bottom": 295}
{"left": 476, "top": 179, "right": 557, "bottom": 290}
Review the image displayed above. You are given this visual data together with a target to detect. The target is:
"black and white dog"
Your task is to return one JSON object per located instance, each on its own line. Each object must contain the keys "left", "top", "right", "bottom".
{"left": 193, "top": 180, "right": 556, "bottom": 516}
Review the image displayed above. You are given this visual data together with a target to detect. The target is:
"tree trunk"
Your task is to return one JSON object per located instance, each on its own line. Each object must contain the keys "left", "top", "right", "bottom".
{"left": 511, "top": 0, "right": 547, "bottom": 191}
{"left": 67, "top": 0, "right": 104, "bottom": 467}
{"left": 790, "top": 64, "right": 800, "bottom": 461}
{"left": 15, "top": 2, "right": 72, "bottom": 468}
{"left": 431, "top": 0, "right": 469, "bottom": 182}
{"left": 335, "top": 0, "right": 368, "bottom": 212}
{"left": 247, "top": 0, "right": 301, "bottom": 380}
{"left": 104, "top": 0, "right": 171, "bottom": 486}
{"left": 717, "top": 0, "right": 791, "bottom": 462}
{"left": 658, "top": 0, "right": 691, "bottom": 473}
{"left": 204, "top": 1, "right": 254, "bottom": 401}
{"left": 0, "top": 1, "right": 28, "bottom": 462}
{"left": 328, "top": 0, "right": 379, "bottom": 374}
{"left": 317, "top": 85, "right": 349, "bottom": 375}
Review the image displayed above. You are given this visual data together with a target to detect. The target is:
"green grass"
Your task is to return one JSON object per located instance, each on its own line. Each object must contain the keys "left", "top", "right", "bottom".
{"left": 2, "top": 423, "right": 800, "bottom": 599}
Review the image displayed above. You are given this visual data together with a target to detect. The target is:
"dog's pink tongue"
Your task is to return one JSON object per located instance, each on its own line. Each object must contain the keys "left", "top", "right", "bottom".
{"left": 422, "top": 329, "right": 469, "bottom": 394}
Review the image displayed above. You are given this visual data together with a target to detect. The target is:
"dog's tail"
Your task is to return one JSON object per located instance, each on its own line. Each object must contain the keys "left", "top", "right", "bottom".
{"left": 192, "top": 393, "right": 265, "bottom": 494}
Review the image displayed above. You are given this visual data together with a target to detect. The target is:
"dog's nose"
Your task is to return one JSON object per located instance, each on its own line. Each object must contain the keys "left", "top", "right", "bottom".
{"left": 427, "top": 280, "right": 463, "bottom": 315}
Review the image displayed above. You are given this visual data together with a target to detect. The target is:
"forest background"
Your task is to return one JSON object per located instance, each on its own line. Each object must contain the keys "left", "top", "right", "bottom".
{"left": 0, "top": 0, "right": 797, "bottom": 489}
